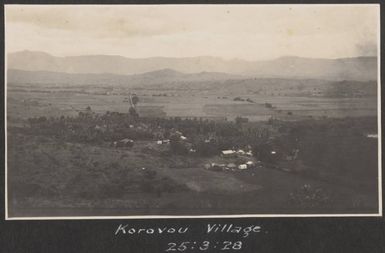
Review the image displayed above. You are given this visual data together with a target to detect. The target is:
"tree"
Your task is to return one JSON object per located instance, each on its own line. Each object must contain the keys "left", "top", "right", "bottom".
{"left": 252, "top": 142, "right": 279, "bottom": 164}
{"left": 233, "top": 97, "right": 244, "bottom": 101}
{"left": 169, "top": 135, "right": 188, "bottom": 155}
{"left": 264, "top": 102, "right": 273, "bottom": 109}
{"left": 195, "top": 141, "right": 219, "bottom": 157}
{"left": 235, "top": 116, "right": 249, "bottom": 124}
{"left": 129, "top": 107, "right": 139, "bottom": 119}
{"left": 131, "top": 94, "right": 139, "bottom": 105}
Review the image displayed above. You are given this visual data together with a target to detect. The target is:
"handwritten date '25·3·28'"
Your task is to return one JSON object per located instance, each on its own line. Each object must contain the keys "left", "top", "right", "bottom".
{"left": 165, "top": 241, "right": 243, "bottom": 252}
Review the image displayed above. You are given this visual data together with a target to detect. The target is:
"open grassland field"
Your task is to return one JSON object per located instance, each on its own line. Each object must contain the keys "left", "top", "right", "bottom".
{"left": 7, "top": 83, "right": 377, "bottom": 122}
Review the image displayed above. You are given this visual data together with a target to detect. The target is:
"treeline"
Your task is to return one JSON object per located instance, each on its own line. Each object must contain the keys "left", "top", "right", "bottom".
{"left": 24, "top": 112, "right": 153, "bottom": 143}
{"left": 20, "top": 110, "right": 273, "bottom": 151}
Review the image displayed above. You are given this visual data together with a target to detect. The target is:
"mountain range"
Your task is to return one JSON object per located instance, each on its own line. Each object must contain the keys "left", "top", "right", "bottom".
{"left": 7, "top": 68, "right": 245, "bottom": 87}
{"left": 7, "top": 50, "right": 377, "bottom": 81}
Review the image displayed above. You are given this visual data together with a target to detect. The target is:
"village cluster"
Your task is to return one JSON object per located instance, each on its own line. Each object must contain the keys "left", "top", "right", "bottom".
{"left": 154, "top": 132, "right": 261, "bottom": 171}
{"left": 23, "top": 107, "right": 307, "bottom": 175}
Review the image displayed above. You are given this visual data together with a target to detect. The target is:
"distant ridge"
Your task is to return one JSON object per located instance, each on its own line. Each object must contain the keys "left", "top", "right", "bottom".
{"left": 7, "top": 50, "right": 377, "bottom": 81}
{"left": 7, "top": 68, "right": 245, "bottom": 86}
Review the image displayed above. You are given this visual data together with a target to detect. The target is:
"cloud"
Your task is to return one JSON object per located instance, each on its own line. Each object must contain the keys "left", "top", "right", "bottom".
{"left": 6, "top": 5, "right": 186, "bottom": 38}
{"left": 5, "top": 5, "right": 380, "bottom": 60}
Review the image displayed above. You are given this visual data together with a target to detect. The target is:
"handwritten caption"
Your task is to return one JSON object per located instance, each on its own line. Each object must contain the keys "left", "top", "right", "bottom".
{"left": 115, "top": 223, "right": 264, "bottom": 251}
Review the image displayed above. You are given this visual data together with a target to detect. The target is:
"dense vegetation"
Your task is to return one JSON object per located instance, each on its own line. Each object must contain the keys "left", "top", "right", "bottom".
{"left": 11, "top": 110, "right": 378, "bottom": 190}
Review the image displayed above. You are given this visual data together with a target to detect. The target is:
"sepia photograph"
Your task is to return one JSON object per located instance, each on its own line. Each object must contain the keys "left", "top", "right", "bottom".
{"left": 5, "top": 4, "right": 381, "bottom": 218}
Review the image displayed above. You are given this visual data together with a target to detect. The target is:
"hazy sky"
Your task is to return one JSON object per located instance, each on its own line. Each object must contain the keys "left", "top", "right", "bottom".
{"left": 5, "top": 4, "right": 379, "bottom": 60}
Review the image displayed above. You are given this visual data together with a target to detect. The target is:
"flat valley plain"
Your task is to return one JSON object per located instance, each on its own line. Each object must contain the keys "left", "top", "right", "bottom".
{"left": 7, "top": 80, "right": 377, "bottom": 120}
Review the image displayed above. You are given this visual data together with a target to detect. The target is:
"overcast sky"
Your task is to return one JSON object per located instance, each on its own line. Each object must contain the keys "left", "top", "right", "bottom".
{"left": 5, "top": 4, "right": 379, "bottom": 61}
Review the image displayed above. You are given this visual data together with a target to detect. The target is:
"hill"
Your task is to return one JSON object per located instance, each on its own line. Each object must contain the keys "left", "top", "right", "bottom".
{"left": 7, "top": 68, "right": 245, "bottom": 87}
{"left": 8, "top": 51, "right": 377, "bottom": 81}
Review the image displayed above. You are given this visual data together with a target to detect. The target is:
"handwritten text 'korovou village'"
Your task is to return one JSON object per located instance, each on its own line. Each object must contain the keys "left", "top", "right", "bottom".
{"left": 115, "top": 224, "right": 262, "bottom": 238}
